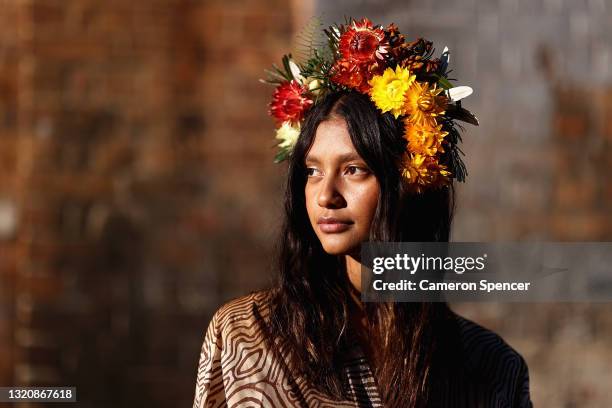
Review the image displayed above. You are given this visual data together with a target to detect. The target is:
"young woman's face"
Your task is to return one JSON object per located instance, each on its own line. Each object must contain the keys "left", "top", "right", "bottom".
{"left": 305, "top": 118, "right": 380, "bottom": 256}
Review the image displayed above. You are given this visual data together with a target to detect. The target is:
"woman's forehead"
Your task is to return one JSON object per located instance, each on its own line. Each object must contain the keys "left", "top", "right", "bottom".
{"left": 306, "top": 119, "right": 361, "bottom": 162}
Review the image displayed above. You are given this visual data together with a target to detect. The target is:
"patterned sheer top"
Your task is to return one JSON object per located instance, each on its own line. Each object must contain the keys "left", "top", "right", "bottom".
{"left": 192, "top": 290, "right": 533, "bottom": 408}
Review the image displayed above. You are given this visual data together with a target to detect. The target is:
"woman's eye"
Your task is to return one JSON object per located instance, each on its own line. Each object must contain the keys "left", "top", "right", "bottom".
{"left": 345, "top": 165, "right": 369, "bottom": 176}
{"left": 306, "top": 167, "right": 322, "bottom": 177}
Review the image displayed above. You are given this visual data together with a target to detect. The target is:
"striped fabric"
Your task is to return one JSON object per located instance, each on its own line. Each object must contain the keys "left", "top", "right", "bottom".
{"left": 193, "top": 290, "right": 533, "bottom": 408}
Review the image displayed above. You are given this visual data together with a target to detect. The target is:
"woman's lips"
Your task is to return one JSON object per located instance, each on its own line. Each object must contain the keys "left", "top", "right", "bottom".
{"left": 317, "top": 218, "right": 353, "bottom": 233}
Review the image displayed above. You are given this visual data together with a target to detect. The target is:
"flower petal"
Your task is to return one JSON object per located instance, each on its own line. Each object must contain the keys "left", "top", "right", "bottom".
{"left": 441, "top": 46, "right": 450, "bottom": 64}
{"left": 288, "top": 60, "right": 304, "bottom": 84}
{"left": 447, "top": 86, "right": 473, "bottom": 102}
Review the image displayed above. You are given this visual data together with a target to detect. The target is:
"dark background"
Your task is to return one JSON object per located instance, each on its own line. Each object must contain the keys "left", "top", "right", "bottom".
{"left": 0, "top": 0, "right": 611, "bottom": 406}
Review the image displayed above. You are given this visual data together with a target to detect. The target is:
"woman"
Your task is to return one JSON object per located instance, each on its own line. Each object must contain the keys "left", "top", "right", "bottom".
{"left": 193, "top": 18, "right": 532, "bottom": 408}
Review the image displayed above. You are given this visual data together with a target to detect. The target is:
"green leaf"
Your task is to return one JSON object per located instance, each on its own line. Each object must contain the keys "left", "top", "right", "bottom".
{"left": 282, "top": 55, "right": 294, "bottom": 81}
{"left": 263, "top": 69, "right": 288, "bottom": 84}
{"left": 435, "top": 74, "right": 454, "bottom": 90}
{"left": 270, "top": 63, "right": 291, "bottom": 81}
{"left": 273, "top": 148, "right": 290, "bottom": 163}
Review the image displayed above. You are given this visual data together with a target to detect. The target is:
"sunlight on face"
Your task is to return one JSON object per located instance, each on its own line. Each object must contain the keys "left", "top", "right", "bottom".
{"left": 305, "top": 118, "right": 380, "bottom": 256}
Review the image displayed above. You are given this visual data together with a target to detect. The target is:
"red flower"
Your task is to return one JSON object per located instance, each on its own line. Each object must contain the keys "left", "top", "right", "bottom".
{"left": 330, "top": 60, "right": 369, "bottom": 93}
{"left": 330, "top": 58, "right": 383, "bottom": 93}
{"left": 339, "top": 18, "right": 388, "bottom": 63}
{"left": 269, "top": 80, "right": 313, "bottom": 125}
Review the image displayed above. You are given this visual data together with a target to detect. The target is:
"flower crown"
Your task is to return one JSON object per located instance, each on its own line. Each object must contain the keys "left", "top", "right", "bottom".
{"left": 264, "top": 17, "right": 479, "bottom": 193}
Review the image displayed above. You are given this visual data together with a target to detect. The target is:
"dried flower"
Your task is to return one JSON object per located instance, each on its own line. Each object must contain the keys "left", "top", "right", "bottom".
{"left": 368, "top": 66, "right": 415, "bottom": 118}
{"left": 269, "top": 80, "right": 313, "bottom": 125}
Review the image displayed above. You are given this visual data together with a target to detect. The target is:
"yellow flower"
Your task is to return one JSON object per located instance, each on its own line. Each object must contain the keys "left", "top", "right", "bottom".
{"left": 403, "top": 81, "right": 447, "bottom": 125}
{"left": 404, "top": 120, "right": 449, "bottom": 156}
{"left": 369, "top": 66, "right": 415, "bottom": 118}
{"left": 275, "top": 121, "right": 300, "bottom": 149}
{"left": 401, "top": 153, "right": 451, "bottom": 193}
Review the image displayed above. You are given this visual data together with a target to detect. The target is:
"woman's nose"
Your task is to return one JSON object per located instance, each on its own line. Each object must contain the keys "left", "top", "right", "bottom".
{"left": 317, "top": 175, "right": 346, "bottom": 208}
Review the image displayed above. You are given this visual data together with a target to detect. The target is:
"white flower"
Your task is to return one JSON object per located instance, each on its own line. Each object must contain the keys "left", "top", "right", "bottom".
{"left": 447, "top": 86, "right": 473, "bottom": 102}
{"left": 275, "top": 121, "right": 301, "bottom": 149}
{"left": 289, "top": 60, "right": 305, "bottom": 85}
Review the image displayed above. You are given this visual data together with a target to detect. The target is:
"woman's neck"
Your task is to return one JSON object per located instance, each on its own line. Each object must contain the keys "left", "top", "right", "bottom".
{"left": 345, "top": 254, "right": 367, "bottom": 318}
{"left": 345, "top": 254, "right": 378, "bottom": 370}
{"left": 345, "top": 254, "right": 363, "bottom": 304}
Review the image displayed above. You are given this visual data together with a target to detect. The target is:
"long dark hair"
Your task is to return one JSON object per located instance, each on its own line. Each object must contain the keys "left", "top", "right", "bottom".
{"left": 263, "top": 90, "right": 462, "bottom": 407}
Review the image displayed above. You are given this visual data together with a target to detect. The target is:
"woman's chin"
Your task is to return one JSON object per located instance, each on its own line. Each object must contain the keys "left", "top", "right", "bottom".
{"left": 320, "top": 239, "right": 359, "bottom": 256}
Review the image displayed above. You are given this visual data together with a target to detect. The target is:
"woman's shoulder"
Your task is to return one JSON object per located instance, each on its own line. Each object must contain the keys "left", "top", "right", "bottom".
{"left": 206, "top": 289, "right": 273, "bottom": 339}
{"left": 454, "top": 313, "right": 528, "bottom": 369}
{"left": 454, "top": 313, "right": 531, "bottom": 401}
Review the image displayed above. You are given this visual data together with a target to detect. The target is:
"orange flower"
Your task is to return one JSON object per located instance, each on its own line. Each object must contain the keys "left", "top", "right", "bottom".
{"left": 403, "top": 81, "right": 448, "bottom": 126}
{"left": 330, "top": 59, "right": 382, "bottom": 93}
{"left": 401, "top": 153, "right": 451, "bottom": 193}
{"left": 404, "top": 121, "right": 448, "bottom": 156}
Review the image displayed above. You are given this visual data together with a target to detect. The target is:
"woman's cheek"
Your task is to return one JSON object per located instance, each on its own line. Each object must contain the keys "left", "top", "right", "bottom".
{"left": 351, "top": 182, "right": 379, "bottom": 235}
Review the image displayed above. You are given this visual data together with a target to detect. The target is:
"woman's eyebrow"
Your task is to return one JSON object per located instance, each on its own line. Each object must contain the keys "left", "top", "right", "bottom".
{"left": 336, "top": 152, "right": 362, "bottom": 162}
{"left": 305, "top": 155, "right": 320, "bottom": 164}
{"left": 305, "top": 152, "right": 362, "bottom": 164}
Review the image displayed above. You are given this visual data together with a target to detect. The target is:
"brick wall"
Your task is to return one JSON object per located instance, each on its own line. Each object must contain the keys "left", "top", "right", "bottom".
{"left": 2, "top": 0, "right": 611, "bottom": 406}
{"left": 0, "top": 0, "right": 292, "bottom": 406}
{"left": 0, "top": 0, "right": 22, "bottom": 391}
{"left": 316, "top": 0, "right": 612, "bottom": 405}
